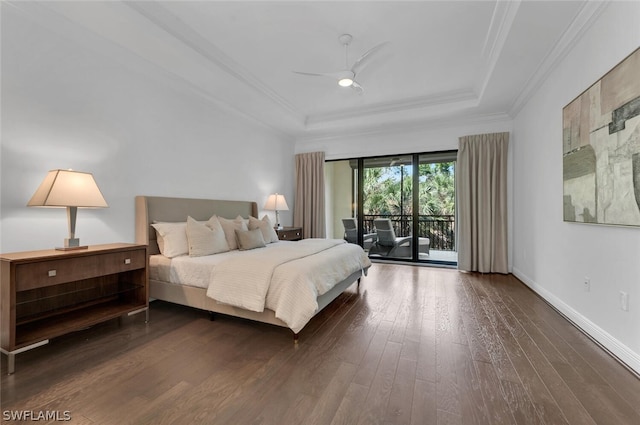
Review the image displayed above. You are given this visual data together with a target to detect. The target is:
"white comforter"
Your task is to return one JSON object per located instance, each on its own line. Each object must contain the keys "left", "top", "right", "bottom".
{"left": 154, "top": 239, "right": 371, "bottom": 333}
{"left": 207, "top": 238, "right": 344, "bottom": 312}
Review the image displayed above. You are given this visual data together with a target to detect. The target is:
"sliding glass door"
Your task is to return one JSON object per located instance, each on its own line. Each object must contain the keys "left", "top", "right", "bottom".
{"left": 363, "top": 155, "right": 414, "bottom": 260}
{"left": 326, "top": 150, "right": 457, "bottom": 265}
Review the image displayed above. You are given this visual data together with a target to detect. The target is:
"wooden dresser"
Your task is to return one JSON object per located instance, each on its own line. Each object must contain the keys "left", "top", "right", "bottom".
{"left": 276, "top": 227, "right": 302, "bottom": 241}
{"left": 0, "top": 243, "right": 148, "bottom": 374}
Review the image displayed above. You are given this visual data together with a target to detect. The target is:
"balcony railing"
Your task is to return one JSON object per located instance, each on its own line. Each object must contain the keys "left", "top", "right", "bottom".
{"left": 362, "top": 214, "right": 456, "bottom": 251}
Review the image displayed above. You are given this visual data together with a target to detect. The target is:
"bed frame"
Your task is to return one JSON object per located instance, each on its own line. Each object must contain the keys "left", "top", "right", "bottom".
{"left": 135, "top": 195, "right": 365, "bottom": 340}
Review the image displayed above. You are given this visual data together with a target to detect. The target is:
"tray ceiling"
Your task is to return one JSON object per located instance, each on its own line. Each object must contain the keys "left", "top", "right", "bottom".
{"left": 7, "top": 1, "right": 602, "bottom": 139}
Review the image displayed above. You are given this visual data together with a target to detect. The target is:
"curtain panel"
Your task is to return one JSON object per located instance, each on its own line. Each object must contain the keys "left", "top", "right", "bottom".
{"left": 294, "top": 152, "right": 326, "bottom": 238}
{"left": 457, "top": 132, "right": 509, "bottom": 273}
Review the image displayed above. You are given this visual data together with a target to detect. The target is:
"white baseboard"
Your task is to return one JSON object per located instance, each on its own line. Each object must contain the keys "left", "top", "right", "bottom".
{"left": 512, "top": 267, "right": 640, "bottom": 376}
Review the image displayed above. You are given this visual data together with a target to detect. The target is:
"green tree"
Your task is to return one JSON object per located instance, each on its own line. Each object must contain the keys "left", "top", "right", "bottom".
{"left": 360, "top": 159, "right": 455, "bottom": 248}
{"left": 418, "top": 162, "right": 455, "bottom": 216}
{"left": 363, "top": 161, "right": 454, "bottom": 217}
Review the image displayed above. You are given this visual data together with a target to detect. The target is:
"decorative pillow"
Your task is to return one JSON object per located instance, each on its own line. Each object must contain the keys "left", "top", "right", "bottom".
{"left": 186, "top": 216, "right": 229, "bottom": 257}
{"left": 235, "top": 228, "right": 266, "bottom": 251}
{"left": 217, "top": 215, "right": 248, "bottom": 250}
{"left": 151, "top": 221, "right": 188, "bottom": 258}
{"left": 248, "top": 215, "right": 280, "bottom": 243}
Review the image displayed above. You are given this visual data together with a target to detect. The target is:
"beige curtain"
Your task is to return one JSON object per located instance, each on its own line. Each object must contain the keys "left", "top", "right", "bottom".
{"left": 457, "top": 132, "right": 509, "bottom": 273}
{"left": 294, "top": 152, "right": 326, "bottom": 238}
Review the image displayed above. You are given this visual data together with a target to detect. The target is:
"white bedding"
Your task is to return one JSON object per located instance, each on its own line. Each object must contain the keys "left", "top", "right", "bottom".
{"left": 149, "top": 239, "right": 371, "bottom": 333}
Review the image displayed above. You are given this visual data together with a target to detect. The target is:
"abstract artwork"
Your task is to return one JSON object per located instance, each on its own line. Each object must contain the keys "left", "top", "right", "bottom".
{"left": 563, "top": 47, "right": 640, "bottom": 226}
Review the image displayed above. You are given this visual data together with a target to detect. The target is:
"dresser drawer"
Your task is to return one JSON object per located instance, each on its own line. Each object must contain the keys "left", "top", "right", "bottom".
{"left": 15, "top": 248, "right": 146, "bottom": 291}
{"left": 277, "top": 227, "right": 302, "bottom": 241}
{"left": 95, "top": 248, "right": 146, "bottom": 276}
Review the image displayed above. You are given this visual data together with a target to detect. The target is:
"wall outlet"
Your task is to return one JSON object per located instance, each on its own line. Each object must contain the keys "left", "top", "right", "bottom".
{"left": 583, "top": 277, "right": 590, "bottom": 292}
{"left": 620, "top": 291, "right": 629, "bottom": 311}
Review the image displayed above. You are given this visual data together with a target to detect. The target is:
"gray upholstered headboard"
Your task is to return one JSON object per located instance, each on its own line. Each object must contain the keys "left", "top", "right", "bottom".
{"left": 135, "top": 195, "right": 259, "bottom": 255}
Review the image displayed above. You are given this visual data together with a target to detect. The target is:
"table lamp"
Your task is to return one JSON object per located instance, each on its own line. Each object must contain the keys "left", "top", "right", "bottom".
{"left": 27, "top": 169, "right": 108, "bottom": 250}
{"left": 264, "top": 193, "right": 289, "bottom": 230}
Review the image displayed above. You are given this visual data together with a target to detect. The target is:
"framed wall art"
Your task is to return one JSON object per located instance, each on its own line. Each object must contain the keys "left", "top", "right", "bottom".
{"left": 563, "top": 47, "right": 640, "bottom": 226}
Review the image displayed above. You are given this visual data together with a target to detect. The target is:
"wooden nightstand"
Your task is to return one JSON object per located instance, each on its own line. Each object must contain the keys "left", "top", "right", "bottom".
{"left": 277, "top": 227, "right": 303, "bottom": 241}
{"left": 0, "top": 243, "right": 148, "bottom": 374}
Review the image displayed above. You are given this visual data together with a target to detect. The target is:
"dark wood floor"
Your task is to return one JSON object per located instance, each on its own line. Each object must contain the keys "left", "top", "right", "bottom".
{"left": 2, "top": 264, "right": 639, "bottom": 424}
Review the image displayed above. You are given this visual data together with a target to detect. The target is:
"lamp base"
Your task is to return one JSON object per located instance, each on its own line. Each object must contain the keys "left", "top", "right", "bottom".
{"left": 56, "top": 238, "right": 88, "bottom": 251}
{"left": 55, "top": 245, "right": 88, "bottom": 251}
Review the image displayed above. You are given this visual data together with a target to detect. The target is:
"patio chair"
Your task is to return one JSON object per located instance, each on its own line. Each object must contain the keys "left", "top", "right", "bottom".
{"left": 342, "top": 218, "right": 377, "bottom": 250}
{"left": 369, "top": 218, "right": 430, "bottom": 257}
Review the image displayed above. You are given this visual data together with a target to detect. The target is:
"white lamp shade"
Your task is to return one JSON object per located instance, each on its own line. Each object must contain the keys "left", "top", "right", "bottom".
{"left": 28, "top": 169, "right": 108, "bottom": 208}
{"left": 263, "top": 193, "right": 289, "bottom": 211}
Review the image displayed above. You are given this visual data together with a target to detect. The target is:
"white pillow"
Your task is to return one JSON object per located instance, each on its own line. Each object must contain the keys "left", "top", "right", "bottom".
{"left": 248, "top": 215, "right": 279, "bottom": 243}
{"left": 186, "top": 216, "right": 230, "bottom": 257}
{"left": 235, "top": 228, "right": 266, "bottom": 250}
{"left": 217, "top": 215, "right": 248, "bottom": 250}
{"left": 151, "top": 221, "right": 188, "bottom": 258}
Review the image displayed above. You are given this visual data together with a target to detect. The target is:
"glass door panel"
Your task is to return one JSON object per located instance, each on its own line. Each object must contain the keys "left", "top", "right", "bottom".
{"left": 325, "top": 160, "right": 356, "bottom": 240}
{"left": 418, "top": 154, "right": 457, "bottom": 265}
{"left": 363, "top": 155, "right": 414, "bottom": 260}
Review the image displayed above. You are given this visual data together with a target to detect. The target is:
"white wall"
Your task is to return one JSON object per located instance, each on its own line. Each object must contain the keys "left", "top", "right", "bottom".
{"left": 0, "top": 6, "right": 295, "bottom": 253}
{"left": 512, "top": 1, "right": 640, "bottom": 373}
{"left": 296, "top": 118, "right": 512, "bottom": 160}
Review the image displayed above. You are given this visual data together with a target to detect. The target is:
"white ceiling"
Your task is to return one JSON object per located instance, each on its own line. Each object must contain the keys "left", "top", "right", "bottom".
{"left": 14, "top": 1, "right": 604, "bottom": 139}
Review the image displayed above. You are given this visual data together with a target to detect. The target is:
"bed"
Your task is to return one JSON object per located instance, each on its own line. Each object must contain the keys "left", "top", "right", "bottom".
{"left": 135, "top": 195, "right": 371, "bottom": 340}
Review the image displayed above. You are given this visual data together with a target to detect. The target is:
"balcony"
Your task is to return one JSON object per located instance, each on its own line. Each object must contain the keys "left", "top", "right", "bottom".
{"left": 362, "top": 214, "right": 456, "bottom": 262}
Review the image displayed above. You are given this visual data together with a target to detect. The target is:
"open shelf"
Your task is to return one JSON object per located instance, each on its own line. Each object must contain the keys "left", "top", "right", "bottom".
{"left": 16, "top": 281, "right": 144, "bottom": 325}
{"left": 15, "top": 299, "right": 146, "bottom": 348}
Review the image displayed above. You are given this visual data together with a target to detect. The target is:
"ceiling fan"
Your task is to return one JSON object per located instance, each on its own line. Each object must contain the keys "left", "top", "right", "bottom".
{"left": 293, "top": 34, "right": 388, "bottom": 94}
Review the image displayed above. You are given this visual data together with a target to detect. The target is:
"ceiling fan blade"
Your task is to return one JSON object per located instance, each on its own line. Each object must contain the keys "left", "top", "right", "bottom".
{"left": 351, "top": 80, "right": 364, "bottom": 94}
{"left": 293, "top": 70, "right": 344, "bottom": 79}
{"left": 351, "top": 41, "right": 389, "bottom": 75}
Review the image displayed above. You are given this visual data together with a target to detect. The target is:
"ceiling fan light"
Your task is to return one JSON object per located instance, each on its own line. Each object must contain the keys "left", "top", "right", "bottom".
{"left": 338, "top": 77, "right": 353, "bottom": 87}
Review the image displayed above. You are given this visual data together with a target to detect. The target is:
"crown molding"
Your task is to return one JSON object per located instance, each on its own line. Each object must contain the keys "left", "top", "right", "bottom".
{"left": 304, "top": 89, "right": 478, "bottom": 129}
{"left": 476, "top": 0, "right": 522, "bottom": 101}
{"left": 125, "top": 1, "right": 305, "bottom": 125}
{"left": 298, "top": 111, "right": 512, "bottom": 144}
{"left": 508, "top": 0, "right": 609, "bottom": 116}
